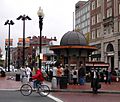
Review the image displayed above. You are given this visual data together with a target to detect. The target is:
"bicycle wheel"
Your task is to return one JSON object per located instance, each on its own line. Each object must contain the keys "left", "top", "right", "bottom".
{"left": 20, "top": 84, "right": 32, "bottom": 96}
{"left": 38, "top": 84, "right": 50, "bottom": 97}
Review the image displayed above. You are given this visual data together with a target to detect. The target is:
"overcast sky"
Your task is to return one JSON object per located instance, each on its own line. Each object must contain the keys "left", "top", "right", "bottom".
{"left": 0, "top": 0, "right": 87, "bottom": 56}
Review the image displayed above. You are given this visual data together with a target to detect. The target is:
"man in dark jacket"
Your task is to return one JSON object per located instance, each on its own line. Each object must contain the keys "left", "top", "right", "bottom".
{"left": 78, "top": 64, "right": 85, "bottom": 85}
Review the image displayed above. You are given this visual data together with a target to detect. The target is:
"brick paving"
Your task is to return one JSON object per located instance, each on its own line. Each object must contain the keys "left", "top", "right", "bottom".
{"left": 0, "top": 77, "right": 21, "bottom": 89}
{"left": 1, "top": 76, "right": 120, "bottom": 91}
{"left": 67, "top": 82, "right": 120, "bottom": 91}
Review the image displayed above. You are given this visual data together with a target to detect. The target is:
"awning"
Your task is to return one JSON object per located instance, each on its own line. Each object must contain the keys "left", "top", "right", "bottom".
{"left": 90, "top": 54, "right": 101, "bottom": 58}
{"left": 43, "top": 61, "right": 56, "bottom": 65}
{"left": 85, "top": 61, "right": 109, "bottom": 68}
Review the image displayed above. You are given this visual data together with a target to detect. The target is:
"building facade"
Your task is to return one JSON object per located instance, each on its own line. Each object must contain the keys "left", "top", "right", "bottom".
{"left": 11, "top": 36, "right": 57, "bottom": 69}
{"left": 75, "top": 0, "right": 120, "bottom": 71}
{"left": 90, "top": 0, "right": 120, "bottom": 72}
{"left": 75, "top": 1, "right": 90, "bottom": 43}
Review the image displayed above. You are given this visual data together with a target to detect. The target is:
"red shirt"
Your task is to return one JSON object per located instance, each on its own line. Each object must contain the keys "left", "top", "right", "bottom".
{"left": 32, "top": 69, "right": 44, "bottom": 81}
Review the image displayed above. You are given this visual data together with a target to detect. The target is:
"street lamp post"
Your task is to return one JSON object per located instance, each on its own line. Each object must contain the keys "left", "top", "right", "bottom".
{"left": 5, "top": 46, "right": 8, "bottom": 71}
{"left": 37, "top": 7, "right": 44, "bottom": 69}
{"left": 4, "top": 20, "right": 14, "bottom": 72}
{"left": 17, "top": 15, "right": 31, "bottom": 68}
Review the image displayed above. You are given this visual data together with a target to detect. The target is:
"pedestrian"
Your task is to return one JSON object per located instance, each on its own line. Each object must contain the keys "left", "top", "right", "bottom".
{"left": 20, "top": 66, "right": 26, "bottom": 82}
{"left": 32, "top": 67, "right": 36, "bottom": 76}
{"left": 60, "top": 64, "right": 64, "bottom": 76}
{"left": 48, "top": 69, "right": 53, "bottom": 82}
{"left": 90, "top": 68, "right": 100, "bottom": 94}
{"left": 25, "top": 65, "right": 32, "bottom": 82}
{"left": 78, "top": 64, "right": 85, "bottom": 85}
{"left": 56, "top": 65, "right": 63, "bottom": 88}
{"left": 53, "top": 64, "right": 57, "bottom": 77}
{"left": 72, "top": 70, "right": 77, "bottom": 85}
{"left": 64, "top": 66, "right": 70, "bottom": 84}
{"left": 107, "top": 67, "right": 111, "bottom": 84}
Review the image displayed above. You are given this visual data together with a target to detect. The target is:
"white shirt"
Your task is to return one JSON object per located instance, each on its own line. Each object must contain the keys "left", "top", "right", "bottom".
{"left": 93, "top": 70, "right": 97, "bottom": 78}
{"left": 53, "top": 67, "right": 57, "bottom": 76}
{"left": 26, "top": 67, "right": 31, "bottom": 75}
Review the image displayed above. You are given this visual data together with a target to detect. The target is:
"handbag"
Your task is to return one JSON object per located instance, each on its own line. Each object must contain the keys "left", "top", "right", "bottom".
{"left": 104, "top": 76, "right": 106, "bottom": 80}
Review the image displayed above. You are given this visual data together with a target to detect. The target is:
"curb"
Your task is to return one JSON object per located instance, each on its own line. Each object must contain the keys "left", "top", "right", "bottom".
{"left": 50, "top": 89, "right": 120, "bottom": 94}
{"left": 1, "top": 88, "right": 120, "bottom": 94}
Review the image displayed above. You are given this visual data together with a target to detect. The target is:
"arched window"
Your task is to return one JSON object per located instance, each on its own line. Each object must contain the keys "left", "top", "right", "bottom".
{"left": 106, "top": 43, "right": 114, "bottom": 52}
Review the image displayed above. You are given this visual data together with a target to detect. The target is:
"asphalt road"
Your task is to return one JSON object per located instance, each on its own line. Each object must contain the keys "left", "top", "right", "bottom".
{"left": 51, "top": 92, "right": 120, "bottom": 102}
{"left": 0, "top": 90, "right": 57, "bottom": 102}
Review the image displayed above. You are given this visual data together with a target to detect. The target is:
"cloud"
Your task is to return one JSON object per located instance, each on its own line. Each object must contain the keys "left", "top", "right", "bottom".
{"left": 0, "top": 0, "right": 88, "bottom": 55}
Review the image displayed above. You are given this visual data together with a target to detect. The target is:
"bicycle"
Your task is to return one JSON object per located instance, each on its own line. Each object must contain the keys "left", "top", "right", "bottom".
{"left": 20, "top": 81, "right": 50, "bottom": 97}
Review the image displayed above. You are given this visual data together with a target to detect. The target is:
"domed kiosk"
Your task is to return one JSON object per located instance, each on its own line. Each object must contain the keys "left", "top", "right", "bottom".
{"left": 50, "top": 31, "right": 97, "bottom": 69}
{"left": 60, "top": 31, "right": 87, "bottom": 46}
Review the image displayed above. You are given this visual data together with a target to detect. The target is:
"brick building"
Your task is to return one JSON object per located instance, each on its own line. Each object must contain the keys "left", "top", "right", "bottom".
{"left": 75, "top": 0, "right": 120, "bottom": 72}
{"left": 11, "top": 36, "right": 57, "bottom": 69}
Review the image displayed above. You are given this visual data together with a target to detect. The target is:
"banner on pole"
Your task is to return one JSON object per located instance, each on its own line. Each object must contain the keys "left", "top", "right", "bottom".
{"left": 5, "top": 39, "right": 13, "bottom": 46}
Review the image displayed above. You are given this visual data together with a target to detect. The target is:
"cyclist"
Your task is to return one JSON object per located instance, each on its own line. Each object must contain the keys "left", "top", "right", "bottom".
{"left": 31, "top": 68, "right": 44, "bottom": 89}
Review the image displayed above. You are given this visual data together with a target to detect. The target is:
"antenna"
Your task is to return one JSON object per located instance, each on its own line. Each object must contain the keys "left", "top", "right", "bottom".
{"left": 73, "top": 12, "right": 74, "bottom": 31}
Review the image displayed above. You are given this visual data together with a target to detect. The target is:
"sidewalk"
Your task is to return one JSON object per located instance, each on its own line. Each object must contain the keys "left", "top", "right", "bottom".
{"left": 1, "top": 76, "right": 120, "bottom": 94}
{"left": 0, "top": 77, "right": 21, "bottom": 90}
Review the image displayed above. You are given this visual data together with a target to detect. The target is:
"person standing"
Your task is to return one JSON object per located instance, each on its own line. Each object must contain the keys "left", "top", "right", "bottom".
{"left": 64, "top": 66, "right": 70, "bottom": 84}
{"left": 20, "top": 66, "right": 26, "bottom": 82}
{"left": 104, "top": 69, "right": 108, "bottom": 84}
{"left": 78, "top": 64, "right": 85, "bottom": 85}
{"left": 105, "top": 67, "right": 111, "bottom": 84}
{"left": 51, "top": 65, "right": 57, "bottom": 89}
{"left": 72, "top": 70, "right": 77, "bottom": 85}
{"left": 25, "top": 65, "right": 32, "bottom": 82}
{"left": 56, "top": 65, "right": 63, "bottom": 87}
{"left": 53, "top": 65, "right": 57, "bottom": 77}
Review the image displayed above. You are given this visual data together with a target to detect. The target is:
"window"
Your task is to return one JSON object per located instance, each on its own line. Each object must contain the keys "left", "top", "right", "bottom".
{"left": 91, "top": 30, "right": 96, "bottom": 39}
{"left": 82, "top": 22, "right": 84, "bottom": 28}
{"left": 92, "top": 1, "right": 96, "bottom": 10}
{"left": 97, "top": 13, "right": 101, "bottom": 23}
{"left": 96, "top": 28, "right": 101, "bottom": 38}
{"left": 107, "top": 8, "right": 112, "bottom": 18}
{"left": 91, "top": 16, "right": 96, "bottom": 25}
{"left": 118, "top": 21, "right": 120, "bottom": 32}
{"left": 106, "top": 26, "right": 112, "bottom": 34}
{"left": 87, "top": 12, "right": 90, "bottom": 19}
{"left": 119, "top": 4, "right": 120, "bottom": 15}
{"left": 85, "top": 21, "right": 87, "bottom": 27}
{"left": 97, "top": 0, "right": 101, "bottom": 7}
{"left": 87, "top": 5, "right": 90, "bottom": 11}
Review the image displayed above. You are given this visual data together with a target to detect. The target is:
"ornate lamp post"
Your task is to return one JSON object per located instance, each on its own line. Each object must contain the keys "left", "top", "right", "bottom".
{"left": 4, "top": 20, "right": 14, "bottom": 72}
{"left": 37, "top": 7, "right": 44, "bottom": 69}
{"left": 17, "top": 15, "right": 31, "bottom": 68}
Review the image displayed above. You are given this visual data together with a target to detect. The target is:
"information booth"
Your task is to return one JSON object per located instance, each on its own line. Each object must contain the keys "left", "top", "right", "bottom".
{"left": 85, "top": 61, "right": 109, "bottom": 82}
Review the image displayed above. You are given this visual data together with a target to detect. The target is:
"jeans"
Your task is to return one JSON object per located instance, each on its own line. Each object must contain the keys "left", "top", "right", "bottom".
{"left": 33, "top": 80, "right": 40, "bottom": 88}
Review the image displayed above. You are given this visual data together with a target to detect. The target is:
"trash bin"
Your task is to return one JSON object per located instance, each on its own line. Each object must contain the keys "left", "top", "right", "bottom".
{"left": 59, "top": 76, "right": 67, "bottom": 89}
{"left": 16, "top": 74, "right": 20, "bottom": 81}
{"left": 51, "top": 77, "right": 57, "bottom": 89}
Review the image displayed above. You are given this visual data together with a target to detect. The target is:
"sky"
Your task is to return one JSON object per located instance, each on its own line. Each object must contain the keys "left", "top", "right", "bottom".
{"left": 0, "top": 0, "right": 87, "bottom": 56}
